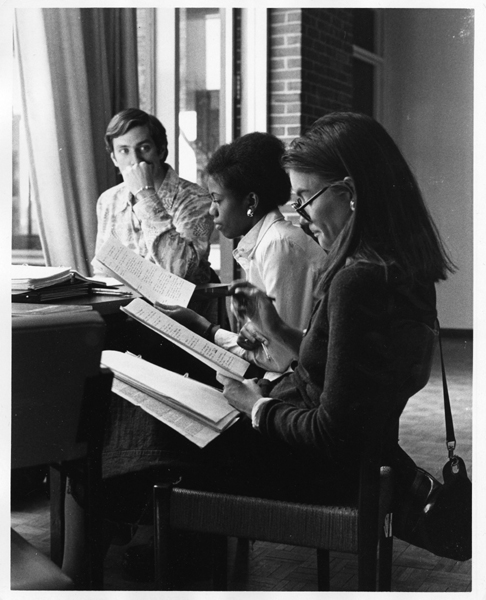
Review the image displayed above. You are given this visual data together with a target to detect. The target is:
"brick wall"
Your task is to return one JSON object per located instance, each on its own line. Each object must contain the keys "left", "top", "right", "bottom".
{"left": 269, "top": 8, "right": 353, "bottom": 142}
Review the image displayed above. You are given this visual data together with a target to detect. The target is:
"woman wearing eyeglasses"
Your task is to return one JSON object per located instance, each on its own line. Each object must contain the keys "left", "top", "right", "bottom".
{"left": 153, "top": 111, "right": 455, "bottom": 500}
{"left": 200, "top": 111, "right": 454, "bottom": 499}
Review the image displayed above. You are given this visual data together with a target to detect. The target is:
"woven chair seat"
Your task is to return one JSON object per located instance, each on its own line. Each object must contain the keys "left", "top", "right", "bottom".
{"left": 169, "top": 466, "right": 393, "bottom": 554}
{"left": 171, "top": 489, "right": 359, "bottom": 551}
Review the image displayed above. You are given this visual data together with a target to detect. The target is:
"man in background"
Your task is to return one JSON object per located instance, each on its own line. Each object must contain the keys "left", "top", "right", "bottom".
{"left": 92, "top": 108, "right": 218, "bottom": 374}
{"left": 91, "top": 108, "right": 214, "bottom": 288}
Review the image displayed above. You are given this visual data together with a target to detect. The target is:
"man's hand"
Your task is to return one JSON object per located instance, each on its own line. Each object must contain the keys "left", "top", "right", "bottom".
{"left": 121, "top": 162, "right": 155, "bottom": 200}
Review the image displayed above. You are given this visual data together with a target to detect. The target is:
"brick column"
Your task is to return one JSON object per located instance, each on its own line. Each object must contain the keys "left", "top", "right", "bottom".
{"left": 269, "top": 8, "right": 353, "bottom": 142}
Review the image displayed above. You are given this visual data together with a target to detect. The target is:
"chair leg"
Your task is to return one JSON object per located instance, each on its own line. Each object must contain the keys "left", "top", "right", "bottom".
{"left": 49, "top": 467, "right": 66, "bottom": 567}
{"left": 357, "top": 521, "right": 379, "bottom": 591}
{"left": 153, "top": 482, "right": 175, "bottom": 590}
{"left": 83, "top": 369, "right": 112, "bottom": 590}
{"left": 210, "top": 534, "right": 228, "bottom": 590}
{"left": 232, "top": 538, "right": 250, "bottom": 586}
{"left": 316, "top": 549, "right": 330, "bottom": 590}
{"left": 378, "top": 514, "right": 393, "bottom": 591}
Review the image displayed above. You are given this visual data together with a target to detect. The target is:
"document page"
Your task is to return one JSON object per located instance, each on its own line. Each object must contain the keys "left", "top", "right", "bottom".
{"left": 101, "top": 350, "right": 240, "bottom": 426}
{"left": 121, "top": 298, "right": 250, "bottom": 380}
{"left": 95, "top": 235, "right": 195, "bottom": 307}
{"left": 112, "top": 378, "right": 222, "bottom": 448}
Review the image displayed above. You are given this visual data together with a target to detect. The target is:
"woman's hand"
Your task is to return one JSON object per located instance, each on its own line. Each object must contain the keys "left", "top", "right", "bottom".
{"left": 216, "top": 373, "right": 264, "bottom": 417}
{"left": 155, "top": 302, "right": 212, "bottom": 336}
{"left": 229, "top": 280, "right": 282, "bottom": 334}
{"left": 237, "top": 321, "right": 267, "bottom": 351}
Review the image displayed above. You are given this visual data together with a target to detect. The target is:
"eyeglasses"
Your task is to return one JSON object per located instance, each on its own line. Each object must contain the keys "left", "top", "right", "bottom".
{"left": 291, "top": 184, "right": 331, "bottom": 222}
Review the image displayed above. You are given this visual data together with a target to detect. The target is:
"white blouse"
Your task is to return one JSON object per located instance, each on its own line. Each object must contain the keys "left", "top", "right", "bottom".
{"left": 215, "top": 209, "right": 326, "bottom": 375}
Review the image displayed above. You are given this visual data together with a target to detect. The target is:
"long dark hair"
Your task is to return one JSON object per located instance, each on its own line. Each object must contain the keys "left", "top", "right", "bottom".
{"left": 282, "top": 112, "right": 455, "bottom": 290}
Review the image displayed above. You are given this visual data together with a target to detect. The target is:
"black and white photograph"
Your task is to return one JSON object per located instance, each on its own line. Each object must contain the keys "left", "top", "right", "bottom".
{"left": 2, "top": 2, "right": 483, "bottom": 596}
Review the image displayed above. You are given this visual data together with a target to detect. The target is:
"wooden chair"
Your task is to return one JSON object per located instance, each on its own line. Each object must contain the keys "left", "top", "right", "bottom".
{"left": 11, "top": 311, "right": 113, "bottom": 590}
{"left": 151, "top": 321, "right": 438, "bottom": 591}
{"left": 152, "top": 412, "right": 399, "bottom": 591}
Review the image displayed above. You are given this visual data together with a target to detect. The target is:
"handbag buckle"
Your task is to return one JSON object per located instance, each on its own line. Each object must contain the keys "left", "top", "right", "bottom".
{"left": 450, "top": 455, "right": 460, "bottom": 474}
{"left": 447, "top": 441, "right": 456, "bottom": 460}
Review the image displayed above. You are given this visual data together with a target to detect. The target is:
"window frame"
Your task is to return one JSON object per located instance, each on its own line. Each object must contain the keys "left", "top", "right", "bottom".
{"left": 352, "top": 9, "right": 384, "bottom": 121}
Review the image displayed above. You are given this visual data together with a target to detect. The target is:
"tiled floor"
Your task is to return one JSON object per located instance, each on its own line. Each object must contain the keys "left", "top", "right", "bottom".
{"left": 11, "top": 335, "right": 473, "bottom": 592}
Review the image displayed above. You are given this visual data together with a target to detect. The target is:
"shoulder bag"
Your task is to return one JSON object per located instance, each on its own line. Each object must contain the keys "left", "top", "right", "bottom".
{"left": 393, "top": 322, "right": 472, "bottom": 561}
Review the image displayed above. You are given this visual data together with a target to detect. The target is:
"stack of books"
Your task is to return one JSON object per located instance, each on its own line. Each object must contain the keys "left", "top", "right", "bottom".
{"left": 11, "top": 265, "right": 115, "bottom": 302}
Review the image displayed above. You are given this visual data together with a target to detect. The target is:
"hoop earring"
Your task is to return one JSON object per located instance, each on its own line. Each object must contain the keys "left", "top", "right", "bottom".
{"left": 350, "top": 200, "right": 356, "bottom": 212}
{"left": 247, "top": 208, "right": 254, "bottom": 218}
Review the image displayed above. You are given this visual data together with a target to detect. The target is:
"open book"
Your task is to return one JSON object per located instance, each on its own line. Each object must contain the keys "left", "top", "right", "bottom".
{"left": 94, "top": 235, "right": 195, "bottom": 307}
{"left": 101, "top": 350, "right": 240, "bottom": 448}
{"left": 121, "top": 297, "right": 250, "bottom": 381}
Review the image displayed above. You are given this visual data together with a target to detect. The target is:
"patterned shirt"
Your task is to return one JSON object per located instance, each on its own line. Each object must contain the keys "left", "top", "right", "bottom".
{"left": 91, "top": 165, "right": 214, "bottom": 285}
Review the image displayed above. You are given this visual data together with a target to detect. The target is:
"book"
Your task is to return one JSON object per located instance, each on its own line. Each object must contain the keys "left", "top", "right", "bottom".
{"left": 101, "top": 350, "right": 240, "bottom": 447}
{"left": 11, "top": 264, "right": 117, "bottom": 303}
{"left": 11, "top": 265, "right": 72, "bottom": 291}
{"left": 12, "top": 281, "right": 92, "bottom": 303}
{"left": 11, "top": 265, "right": 113, "bottom": 292}
{"left": 12, "top": 303, "right": 94, "bottom": 317}
{"left": 94, "top": 235, "right": 195, "bottom": 307}
{"left": 121, "top": 297, "right": 250, "bottom": 381}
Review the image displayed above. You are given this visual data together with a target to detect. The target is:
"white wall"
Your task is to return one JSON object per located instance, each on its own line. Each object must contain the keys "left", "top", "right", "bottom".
{"left": 382, "top": 9, "right": 474, "bottom": 329}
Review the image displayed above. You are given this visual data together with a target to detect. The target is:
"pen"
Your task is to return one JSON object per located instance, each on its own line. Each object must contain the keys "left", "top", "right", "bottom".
{"left": 261, "top": 342, "right": 272, "bottom": 361}
{"left": 91, "top": 288, "right": 133, "bottom": 297}
{"left": 228, "top": 290, "right": 276, "bottom": 302}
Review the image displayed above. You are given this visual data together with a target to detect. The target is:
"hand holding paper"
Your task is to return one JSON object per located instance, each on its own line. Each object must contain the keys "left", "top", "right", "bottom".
{"left": 95, "top": 235, "right": 195, "bottom": 307}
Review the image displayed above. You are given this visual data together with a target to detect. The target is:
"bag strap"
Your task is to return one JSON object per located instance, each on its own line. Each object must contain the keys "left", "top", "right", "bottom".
{"left": 436, "top": 319, "right": 456, "bottom": 458}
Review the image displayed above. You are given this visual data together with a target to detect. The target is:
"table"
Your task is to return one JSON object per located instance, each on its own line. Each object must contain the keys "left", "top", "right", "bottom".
{"left": 12, "top": 282, "right": 229, "bottom": 386}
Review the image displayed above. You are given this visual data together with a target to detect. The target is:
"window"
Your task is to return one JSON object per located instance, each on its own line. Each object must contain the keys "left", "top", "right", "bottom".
{"left": 12, "top": 44, "right": 43, "bottom": 265}
{"left": 176, "top": 8, "right": 240, "bottom": 278}
{"left": 178, "top": 8, "right": 222, "bottom": 187}
{"left": 352, "top": 9, "right": 383, "bottom": 119}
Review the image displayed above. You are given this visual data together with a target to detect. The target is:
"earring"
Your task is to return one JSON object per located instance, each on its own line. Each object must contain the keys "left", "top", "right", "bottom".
{"left": 350, "top": 200, "right": 356, "bottom": 212}
{"left": 247, "top": 208, "right": 254, "bottom": 218}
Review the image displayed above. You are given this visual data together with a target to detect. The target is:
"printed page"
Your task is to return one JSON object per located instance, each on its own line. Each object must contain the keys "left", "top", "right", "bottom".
{"left": 101, "top": 350, "right": 241, "bottom": 425}
{"left": 94, "top": 235, "right": 195, "bottom": 307}
{"left": 11, "top": 265, "right": 72, "bottom": 290}
{"left": 121, "top": 298, "right": 250, "bottom": 380}
{"left": 112, "top": 378, "right": 221, "bottom": 448}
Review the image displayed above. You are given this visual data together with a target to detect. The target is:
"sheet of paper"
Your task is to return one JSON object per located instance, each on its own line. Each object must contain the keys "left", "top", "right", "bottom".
{"left": 101, "top": 350, "right": 240, "bottom": 425}
{"left": 94, "top": 235, "right": 195, "bottom": 307}
{"left": 85, "top": 275, "right": 123, "bottom": 287}
{"left": 11, "top": 265, "right": 72, "bottom": 290}
{"left": 112, "top": 378, "right": 220, "bottom": 448}
{"left": 121, "top": 298, "right": 250, "bottom": 380}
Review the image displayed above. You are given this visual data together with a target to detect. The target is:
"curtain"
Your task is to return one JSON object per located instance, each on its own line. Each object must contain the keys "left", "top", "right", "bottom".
{"left": 15, "top": 8, "right": 138, "bottom": 275}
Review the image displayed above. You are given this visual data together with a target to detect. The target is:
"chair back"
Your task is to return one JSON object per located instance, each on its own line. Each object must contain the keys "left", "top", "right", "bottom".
{"left": 11, "top": 311, "right": 106, "bottom": 469}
